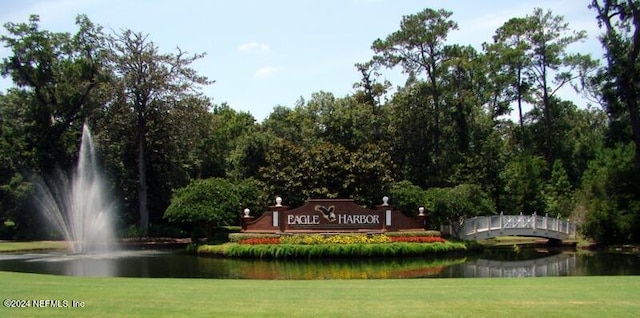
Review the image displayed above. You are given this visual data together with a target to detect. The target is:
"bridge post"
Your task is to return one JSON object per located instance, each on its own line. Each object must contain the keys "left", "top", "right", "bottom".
{"left": 532, "top": 212, "right": 536, "bottom": 230}
{"left": 544, "top": 214, "right": 548, "bottom": 230}
{"left": 499, "top": 212, "right": 503, "bottom": 231}
{"left": 473, "top": 217, "right": 477, "bottom": 234}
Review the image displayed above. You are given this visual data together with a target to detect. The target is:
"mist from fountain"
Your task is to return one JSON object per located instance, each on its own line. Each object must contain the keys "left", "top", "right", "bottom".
{"left": 34, "top": 124, "right": 116, "bottom": 254}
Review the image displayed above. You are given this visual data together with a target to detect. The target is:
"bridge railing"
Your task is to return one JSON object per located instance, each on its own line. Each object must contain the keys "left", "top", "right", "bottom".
{"left": 447, "top": 213, "right": 576, "bottom": 240}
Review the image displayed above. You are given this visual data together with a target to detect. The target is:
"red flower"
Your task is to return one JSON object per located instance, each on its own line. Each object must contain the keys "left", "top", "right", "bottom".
{"left": 390, "top": 236, "right": 445, "bottom": 243}
{"left": 239, "top": 238, "right": 281, "bottom": 245}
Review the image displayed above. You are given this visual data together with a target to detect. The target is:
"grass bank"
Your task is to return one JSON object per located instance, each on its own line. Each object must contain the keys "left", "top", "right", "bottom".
{"left": 1, "top": 271, "right": 638, "bottom": 317}
{"left": 197, "top": 241, "right": 468, "bottom": 258}
{"left": 0, "top": 241, "right": 67, "bottom": 252}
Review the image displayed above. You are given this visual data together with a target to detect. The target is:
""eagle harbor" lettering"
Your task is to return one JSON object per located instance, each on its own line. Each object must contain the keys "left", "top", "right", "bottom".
{"left": 288, "top": 214, "right": 320, "bottom": 225}
{"left": 287, "top": 213, "right": 380, "bottom": 225}
{"left": 338, "top": 214, "right": 380, "bottom": 225}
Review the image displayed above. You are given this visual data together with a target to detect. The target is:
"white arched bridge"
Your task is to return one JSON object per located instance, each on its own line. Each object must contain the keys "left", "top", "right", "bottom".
{"left": 444, "top": 213, "right": 577, "bottom": 241}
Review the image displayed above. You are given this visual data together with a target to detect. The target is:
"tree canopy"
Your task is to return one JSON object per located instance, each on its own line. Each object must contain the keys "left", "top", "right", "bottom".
{"left": 1, "top": 6, "right": 639, "bottom": 244}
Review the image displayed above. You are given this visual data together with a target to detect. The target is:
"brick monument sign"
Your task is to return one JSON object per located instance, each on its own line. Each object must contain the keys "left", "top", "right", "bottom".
{"left": 241, "top": 197, "right": 426, "bottom": 233}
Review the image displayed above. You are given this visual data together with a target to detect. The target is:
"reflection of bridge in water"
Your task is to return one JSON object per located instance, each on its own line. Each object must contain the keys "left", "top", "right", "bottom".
{"left": 458, "top": 253, "right": 576, "bottom": 278}
{"left": 444, "top": 213, "right": 577, "bottom": 241}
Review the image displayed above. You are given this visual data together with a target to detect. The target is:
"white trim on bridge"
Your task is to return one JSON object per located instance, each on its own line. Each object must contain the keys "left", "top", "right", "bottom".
{"left": 445, "top": 213, "right": 577, "bottom": 241}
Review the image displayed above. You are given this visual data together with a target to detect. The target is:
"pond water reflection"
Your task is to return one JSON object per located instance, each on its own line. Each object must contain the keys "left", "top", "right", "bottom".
{"left": 0, "top": 248, "right": 638, "bottom": 279}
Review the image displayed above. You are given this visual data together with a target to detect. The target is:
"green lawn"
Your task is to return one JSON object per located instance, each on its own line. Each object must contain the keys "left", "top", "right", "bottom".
{"left": 1, "top": 271, "right": 638, "bottom": 317}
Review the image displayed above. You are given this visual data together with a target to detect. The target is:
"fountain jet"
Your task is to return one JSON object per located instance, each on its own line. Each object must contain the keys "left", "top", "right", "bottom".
{"left": 34, "top": 124, "right": 116, "bottom": 253}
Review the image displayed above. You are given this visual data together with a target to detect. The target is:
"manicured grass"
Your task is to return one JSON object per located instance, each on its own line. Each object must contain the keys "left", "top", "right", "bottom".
{"left": 0, "top": 271, "right": 639, "bottom": 317}
{"left": 0, "top": 241, "right": 67, "bottom": 252}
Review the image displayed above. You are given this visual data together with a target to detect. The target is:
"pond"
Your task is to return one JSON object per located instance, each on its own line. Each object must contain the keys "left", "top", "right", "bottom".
{"left": 1, "top": 248, "right": 639, "bottom": 279}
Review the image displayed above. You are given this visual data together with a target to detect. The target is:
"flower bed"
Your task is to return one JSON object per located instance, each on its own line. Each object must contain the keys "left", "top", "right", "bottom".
{"left": 236, "top": 234, "right": 446, "bottom": 245}
{"left": 280, "top": 234, "right": 391, "bottom": 245}
{"left": 228, "top": 231, "right": 443, "bottom": 243}
{"left": 238, "top": 237, "right": 281, "bottom": 245}
{"left": 390, "top": 236, "right": 446, "bottom": 243}
{"left": 200, "top": 232, "right": 469, "bottom": 259}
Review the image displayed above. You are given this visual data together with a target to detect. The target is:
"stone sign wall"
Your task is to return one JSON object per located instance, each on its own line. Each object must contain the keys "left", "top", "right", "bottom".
{"left": 241, "top": 198, "right": 426, "bottom": 233}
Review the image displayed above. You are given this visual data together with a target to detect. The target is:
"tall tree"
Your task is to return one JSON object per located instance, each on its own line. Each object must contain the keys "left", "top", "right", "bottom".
{"left": 107, "top": 30, "right": 211, "bottom": 235}
{"left": 305, "top": 92, "right": 382, "bottom": 151}
{"left": 353, "top": 61, "right": 391, "bottom": 143}
{"left": 1, "top": 15, "right": 107, "bottom": 237}
{"left": 500, "top": 153, "right": 547, "bottom": 214}
{"left": 0, "top": 15, "right": 107, "bottom": 173}
{"left": 370, "top": 8, "right": 458, "bottom": 187}
{"left": 199, "top": 103, "right": 256, "bottom": 179}
{"left": 441, "top": 44, "right": 479, "bottom": 156}
{"left": 591, "top": 0, "right": 640, "bottom": 168}
{"left": 371, "top": 8, "right": 458, "bottom": 159}
{"left": 0, "top": 91, "right": 32, "bottom": 233}
{"left": 485, "top": 17, "right": 533, "bottom": 138}
{"left": 522, "top": 8, "right": 597, "bottom": 162}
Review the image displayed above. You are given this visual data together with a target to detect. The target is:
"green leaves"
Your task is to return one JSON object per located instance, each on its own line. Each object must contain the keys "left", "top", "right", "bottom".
{"left": 372, "top": 8, "right": 458, "bottom": 74}
{"left": 591, "top": 0, "right": 640, "bottom": 168}
{"left": 164, "top": 178, "right": 268, "bottom": 239}
{"left": 578, "top": 144, "right": 640, "bottom": 243}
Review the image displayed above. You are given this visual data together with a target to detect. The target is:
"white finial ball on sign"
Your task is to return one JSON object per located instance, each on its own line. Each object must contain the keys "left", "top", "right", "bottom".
{"left": 382, "top": 196, "right": 389, "bottom": 206}
{"left": 418, "top": 207, "right": 425, "bottom": 216}
{"left": 243, "top": 208, "right": 251, "bottom": 217}
{"left": 275, "top": 196, "right": 282, "bottom": 207}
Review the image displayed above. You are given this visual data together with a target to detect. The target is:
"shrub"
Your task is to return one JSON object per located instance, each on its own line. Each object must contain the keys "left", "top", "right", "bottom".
{"left": 390, "top": 180, "right": 426, "bottom": 217}
{"left": 164, "top": 178, "right": 268, "bottom": 239}
{"left": 425, "top": 184, "right": 495, "bottom": 228}
{"left": 578, "top": 145, "right": 640, "bottom": 244}
{"left": 164, "top": 178, "right": 239, "bottom": 239}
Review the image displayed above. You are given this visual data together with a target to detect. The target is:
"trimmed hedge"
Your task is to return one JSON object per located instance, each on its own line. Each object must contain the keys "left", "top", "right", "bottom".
{"left": 199, "top": 241, "right": 467, "bottom": 259}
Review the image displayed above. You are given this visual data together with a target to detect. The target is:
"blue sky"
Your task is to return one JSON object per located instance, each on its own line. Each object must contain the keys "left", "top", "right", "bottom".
{"left": 1, "top": 0, "right": 602, "bottom": 122}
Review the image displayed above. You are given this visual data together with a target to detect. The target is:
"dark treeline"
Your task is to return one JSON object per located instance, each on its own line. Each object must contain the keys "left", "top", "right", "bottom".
{"left": 1, "top": 1, "right": 639, "bottom": 244}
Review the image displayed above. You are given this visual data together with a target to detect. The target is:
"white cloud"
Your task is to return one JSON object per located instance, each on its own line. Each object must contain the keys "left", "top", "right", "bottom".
{"left": 254, "top": 66, "right": 280, "bottom": 78}
{"left": 237, "top": 42, "right": 269, "bottom": 54}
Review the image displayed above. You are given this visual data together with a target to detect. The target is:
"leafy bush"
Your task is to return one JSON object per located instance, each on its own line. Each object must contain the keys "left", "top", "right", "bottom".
{"left": 195, "top": 244, "right": 226, "bottom": 255}
{"left": 578, "top": 145, "right": 640, "bottom": 244}
{"left": 390, "top": 180, "right": 495, "bottom": 229}
{"left": 234, "top": 178, "right": 271, "bottom": 217}
{"left": 390, "top": 180, "right": 425, "bottom": 217}
{"left": 499, "top": 153, "right": 547, "bottom": 214}
{"left": 164, "top": 178, "right": 268, "bottom": 239}
{"left": 425, "top": 184, "right": 495, "bottom": 228}
{"left": 543, "top": 160, "right": 575, "bottom": 218}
